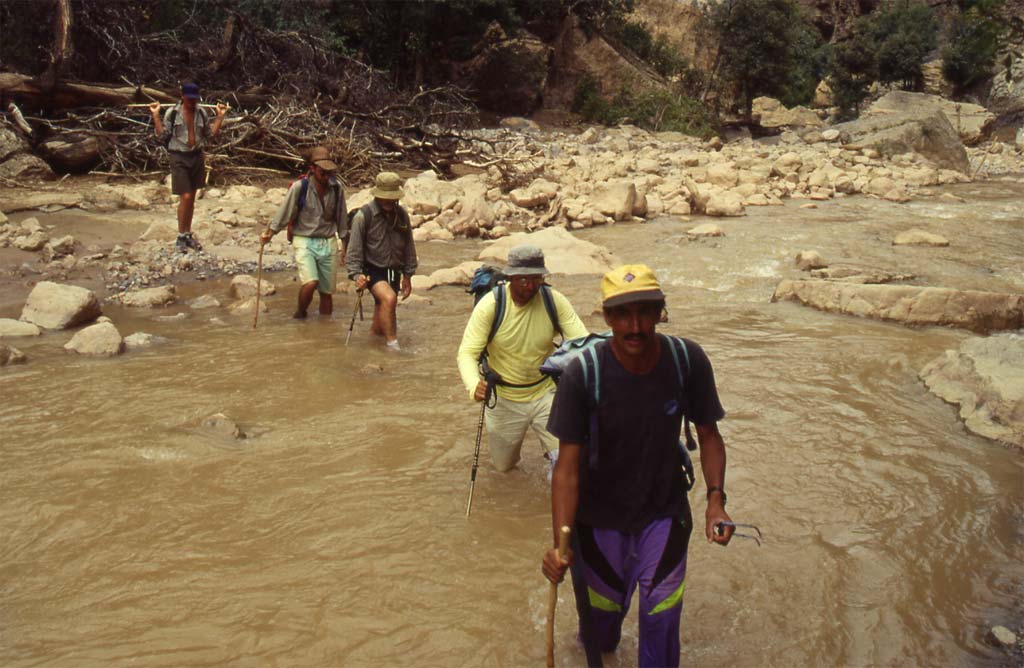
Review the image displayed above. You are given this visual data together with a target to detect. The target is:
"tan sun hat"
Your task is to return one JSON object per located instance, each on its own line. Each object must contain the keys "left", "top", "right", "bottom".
{"left": 309, "top": 146, "right": 338, "bottom": 172}
{"left": 371, "top": 172, "right": 404, "bottom": 200}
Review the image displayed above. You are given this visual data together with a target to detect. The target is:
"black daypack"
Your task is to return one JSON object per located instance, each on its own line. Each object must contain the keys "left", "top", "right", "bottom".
{"left": 541, "top": 332, "right": 697, "bottom": 490}
{"left": 467, "top": 265, "right": 505, "bottom": 305}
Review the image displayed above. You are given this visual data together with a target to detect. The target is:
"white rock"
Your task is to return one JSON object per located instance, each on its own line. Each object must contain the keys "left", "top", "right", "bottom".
{"left": 64, "top": 321, "right": 124, "bottom": 357}
{"left": 121, "top": 285, "right": 177, "bottom": 308}
{"left": 21, "top": 281, "right": 102, "bottom": 330}
{"left": 0, "top": 318, "right": 41, "bottom": 337}
{"left": 124, "top": 332, "right": 167, "bottom": 349}
{"left": 230, "top": 274, "right": 276, "bottom": 298}
{"left": 893, "top": 229, "right": 949, "bottom": 246}
{"left": 795, "top": 251, "right": 827, "bottom": 270}
{"left": 705, "top": 192, "right": 745, "bottom": 217}
{"left": 687, "top": 224, "right": 724, "bottom": 237}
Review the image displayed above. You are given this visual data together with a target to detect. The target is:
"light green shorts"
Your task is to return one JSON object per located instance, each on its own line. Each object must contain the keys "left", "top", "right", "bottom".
{"left": 293, "top": 236, "right": 338, "bottom": 293}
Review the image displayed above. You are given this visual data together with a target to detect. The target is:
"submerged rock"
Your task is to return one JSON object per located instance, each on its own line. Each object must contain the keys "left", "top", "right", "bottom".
{"left": 201, "top": 412, "right": 245, "bottom": 439}
{"left": 63, "top": 321, "right": 124, "bottom": 357}
{"left": 771, "top": 280, "right": 1024, "bottom": 333}
{"left": 0, "top": 318, "right": 41, "bottom": 337}
{"left": 919, "top": 333, "right": 1024, "bottom": 448}
{"left": 0, "top": 343, "right": 27, "bottom": 366}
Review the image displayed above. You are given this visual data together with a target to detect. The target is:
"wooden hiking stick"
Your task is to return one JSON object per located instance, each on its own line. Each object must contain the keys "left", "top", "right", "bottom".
{"left": 546, "top": 526, "right": 572, "bottom": 668}
{"left": 253, "top": 239, "right": 266, "bottom": 329}
{"left": 127, "top": 102, "right": 222, "bottom": 109}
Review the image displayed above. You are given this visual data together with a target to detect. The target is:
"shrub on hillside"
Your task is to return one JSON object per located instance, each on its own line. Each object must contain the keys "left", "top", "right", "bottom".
{"left": 572, "top": 76, "right": 718, "bottom": 138}
{"left": 942, "top": 0, "right": 1006, "bottom": 94}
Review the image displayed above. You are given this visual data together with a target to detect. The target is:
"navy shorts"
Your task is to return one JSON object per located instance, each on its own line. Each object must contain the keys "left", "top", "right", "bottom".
{"left": 366, "top": 263, "right": 401, "bottom": 295}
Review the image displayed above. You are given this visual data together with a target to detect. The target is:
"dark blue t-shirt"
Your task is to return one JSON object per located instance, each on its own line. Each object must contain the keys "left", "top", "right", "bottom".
{"left": 547, "top": 335, "right": 725, "bottom": 534}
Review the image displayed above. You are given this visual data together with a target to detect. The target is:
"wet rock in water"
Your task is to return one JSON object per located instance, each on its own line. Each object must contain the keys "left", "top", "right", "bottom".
{"left": 705, "top": 193, "right": 745, "bottom": 217}
{"left": 588, "top": 181, "right": 638, "bottom": 222}
{"left": 189, "top": 294, "right": 221, "bottom": 309}
{"left": 124, "top": 332, "right": 167, "bottom": 350}
{"left": 795, "top": 251, "right": 827, "bottom": 270}
{"left": 120, "top": 285, "right": 177, "bottom": 307}
{"left": 0, "top": 318, "right": 41, "bottom": 337}
{"left": 201, "top": 412, "right": 244, "bottom": 439}
{"left": 893, "top": 229, "right": 949, "bottom": 246}
{"left": 14, "top": 231, "right": 47, "bottom": 251}
{"left": 0, "top": 343, "right": 27, "bottom": 366}
{"left": 41, "top": 235, "right": 75, "bottom": 262}
{"left": 771, "top": 281, "right": 1024, "bottom": 333}
{"left": 919, "top": 333, "right": 1024, "bottom": 448}
{"left": 687, "top": 223, "right": 724, "bottom": 238}
{"left": 228, "top": 297, "right": 267, "bottom": 315}
{"left": 427, "top": 261, "right": 480, "bottom": 287}
{"left": 230, "top": 274, "right": 276, "bottom": 298}
{"left": 479, "top": 226, "right": 617, "bottom": 276}
{"left": 154, "top": 312, "right": 189, "bottom": 322}
{"left": 21, "top": 281, "right": 102, "bottom": 330}
{"left": 987, "top": 625, "right": 1017, "bottom": 647}
{"left": 63, "top": 322, "right": 124, "bottom": 357}
{"left": 360, "top": 363, "right": 385, "bottom": 375}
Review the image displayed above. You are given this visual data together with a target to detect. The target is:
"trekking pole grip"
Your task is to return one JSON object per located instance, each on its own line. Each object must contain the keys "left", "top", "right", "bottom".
{"left": 546, "top": 526, "right": 571, "bottom": 668}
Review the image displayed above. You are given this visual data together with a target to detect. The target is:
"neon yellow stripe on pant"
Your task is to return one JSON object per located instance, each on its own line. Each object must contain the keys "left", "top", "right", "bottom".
{"left": 649, "top": 580, "right": 686, "bottom": 615}
{"left": 588, "top": 587, "right": 622, "bottom": 613}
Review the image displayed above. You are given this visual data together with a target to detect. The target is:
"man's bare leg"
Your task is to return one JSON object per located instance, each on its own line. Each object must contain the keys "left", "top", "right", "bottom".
{"left": 296, "top": 280, "right": 318, "bottom": 319}
{"left": 370, "top": 281, "right": 398, "bottom": 343}
{"left": 318, "top": 292, "right": 333, "bottom": 315}
{"left": 177, "top": 191, "right": 196, "bottom": 233}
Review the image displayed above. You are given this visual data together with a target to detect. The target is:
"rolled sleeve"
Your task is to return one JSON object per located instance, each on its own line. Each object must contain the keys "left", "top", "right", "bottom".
{"left": 269, "top": 181, "right": 302, "bottom": 233}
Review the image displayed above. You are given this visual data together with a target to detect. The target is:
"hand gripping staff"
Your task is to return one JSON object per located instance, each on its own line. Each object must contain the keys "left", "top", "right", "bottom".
{"left": 465, "top": 368, "right": 500, "bottom": 517}
{"left": 344, "top": 289, "right": 364, "bottom": 346}
{"left": 546, "top": 526, "right": 571, "bottom": 668}
{"left": 253, "top": 237, "right": 266, "bottom": 329}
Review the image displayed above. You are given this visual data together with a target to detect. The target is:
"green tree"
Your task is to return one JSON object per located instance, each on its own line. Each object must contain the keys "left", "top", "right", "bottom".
{"left": 827, "top": 28, "right": 877, "bottom": 119}
{"left": 705, "top": 0, "right": 808, "bottom": 116}
{"left": 865, "top": 0, "right": 937, "bottom": 90}
{"left": 942, "top": 0, "right": 1005, "bottom": 94}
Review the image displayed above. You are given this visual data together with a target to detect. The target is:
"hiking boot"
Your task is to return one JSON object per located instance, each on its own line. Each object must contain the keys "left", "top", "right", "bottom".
{"left": 385, "top": 339, "right": 401, "bottom": 352}
{"left": 184, "top": 232, "right": 203, "bottom": 252}
{"left": 175, "top": 234, "right": 189, "bottom": 254}
{"left": 293, "top": 309, "right": 307, "bottom": 319}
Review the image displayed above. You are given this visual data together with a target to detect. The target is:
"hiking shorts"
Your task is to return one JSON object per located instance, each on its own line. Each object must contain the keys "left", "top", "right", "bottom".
{"left": 570, "top": 513, "right": 692, "bottom": 668}
{"left": 366, "top": 263, "right": 402, "bottom": 296}
{"left": 293, "top": 236, "right": 338, "bottom": 293}
{"left": 485, "top": 390, "right": 557, "bottom": 471}
{"left": 169, "top": 150, "right": 206, "bottom": 195}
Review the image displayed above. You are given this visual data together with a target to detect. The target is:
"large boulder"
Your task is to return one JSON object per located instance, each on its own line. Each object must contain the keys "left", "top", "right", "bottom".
{"left": 588, "top": 181, "right": 637, "bottom": 222}
{"left": 63, "top": 321, "right": 124, "bottom": 357}
{"left": 865, "top": 91, "right": 995, "bottom": 146}
{"left": 479, "top": 225, "right": 617, "bottom": 275}
{"left": 37, "top": 132, "right": 102, "bottom": 172}
{"left": 457, "top": 23, "right": 550, "bottom": 115}
{"left": 833, "top": 110, "right": 969, "bottom": 173}
{"left": 120, "top": 285, "right": 177, "bottom": 308}
{"left": 919, "top": 334, "right": 1024, "bottom": 448}
{"left": 771, "top": 280, "right": 1024, "bottom": 333}
{"left": 752, "top": 97, "right": 823, "bottom": 128}
{"left": 0, "top": 152, "right": 55, "bottom": 180}
{"left": 21, "top": 281, "right": 102, "bottom": 330}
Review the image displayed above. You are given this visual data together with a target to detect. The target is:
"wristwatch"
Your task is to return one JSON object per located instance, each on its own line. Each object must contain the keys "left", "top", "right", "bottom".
{"left": 706, "top": 486, "right": 727, "bottom": 505}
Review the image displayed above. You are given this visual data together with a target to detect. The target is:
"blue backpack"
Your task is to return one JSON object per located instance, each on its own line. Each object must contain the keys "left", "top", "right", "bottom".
{"left": 541, "top": 332, "right": 697, "bottom": 490}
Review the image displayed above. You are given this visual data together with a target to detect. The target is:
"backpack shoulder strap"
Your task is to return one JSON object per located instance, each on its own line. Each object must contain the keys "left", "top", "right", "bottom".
{"left": 297, "top": 176, "right": 310, "bottom": 212}
{"left": 486, "top": 283, "right": 507, "bottom": 347}
{"left": 539, "top": 285, "right": 562, "bottom": 340}
{"left": 663, "top": 334, "right": 691, "bottom": 389}
{"left": 581, "top": 340, "right": 604, "bottom": 468}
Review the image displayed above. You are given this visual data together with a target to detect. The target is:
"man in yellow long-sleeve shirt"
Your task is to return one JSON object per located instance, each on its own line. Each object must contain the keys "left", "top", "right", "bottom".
{"left": 457, "top": 246, "right": 588, "bottom": 473}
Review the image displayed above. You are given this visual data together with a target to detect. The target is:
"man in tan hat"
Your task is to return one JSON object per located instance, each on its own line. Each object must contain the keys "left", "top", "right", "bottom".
{"left": 260, "top": 146, "right": 348, "bottom": 317}
{"left": 542, "top": 264, "right": 734, "bottom": 668}
{"left": 456, "top": 245, "right": 587, "bottom": 474}
{"left": 346, "top": 172, "right": 417, "bottom": 351}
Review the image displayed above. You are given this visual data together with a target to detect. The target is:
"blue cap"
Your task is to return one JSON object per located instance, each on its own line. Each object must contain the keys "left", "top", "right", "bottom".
{"left": 181, "top": 82, "right": 200, "bottom": 100}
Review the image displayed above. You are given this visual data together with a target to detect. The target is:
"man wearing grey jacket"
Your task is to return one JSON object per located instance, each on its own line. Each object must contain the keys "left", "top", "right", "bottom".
{"left": 260, "top": 147, "right": 348, "bottom": 318}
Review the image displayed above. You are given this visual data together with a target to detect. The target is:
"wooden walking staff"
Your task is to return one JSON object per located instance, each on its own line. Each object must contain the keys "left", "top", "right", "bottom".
{"left": 546, "top": 526, "right": 572, "bottom": 668}
{"left": 253, "top": 239, "right": 266, "bottom": 329}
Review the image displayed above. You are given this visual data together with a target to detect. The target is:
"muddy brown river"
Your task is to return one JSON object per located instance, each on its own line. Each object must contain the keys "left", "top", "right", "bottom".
{"left": 1, "top": 180, "right": 1022, "bottom": 667}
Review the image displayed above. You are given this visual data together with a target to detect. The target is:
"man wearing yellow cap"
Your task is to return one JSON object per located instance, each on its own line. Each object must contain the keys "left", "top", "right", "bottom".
{"left": 346, "top": 172, "right": 418, "bottom": 351}
{"left": 260, "top": 146, "right": 348, "bottom": 317}
{"left": 541, "top": 264, "right": 734, "bottom": 668}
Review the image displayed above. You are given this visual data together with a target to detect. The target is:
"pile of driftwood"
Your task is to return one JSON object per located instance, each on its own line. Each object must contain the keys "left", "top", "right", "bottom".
{"left": 4, "top": 71, "right": 488, "bottom": 184}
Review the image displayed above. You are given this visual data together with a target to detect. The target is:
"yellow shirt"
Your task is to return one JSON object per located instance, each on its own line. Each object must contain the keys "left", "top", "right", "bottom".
{"left": 457, "top": 286, "right": 589, "bottom": 403}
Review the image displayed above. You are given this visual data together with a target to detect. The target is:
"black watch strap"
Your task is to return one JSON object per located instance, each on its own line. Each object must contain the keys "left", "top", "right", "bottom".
{"left": 707, "top": 486, "right": 727, "bottom": 504}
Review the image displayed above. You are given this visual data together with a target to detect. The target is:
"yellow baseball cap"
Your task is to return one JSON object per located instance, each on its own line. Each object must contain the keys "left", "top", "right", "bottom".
{"left": 601, "top": 264, "right": 665, "bottom": 307}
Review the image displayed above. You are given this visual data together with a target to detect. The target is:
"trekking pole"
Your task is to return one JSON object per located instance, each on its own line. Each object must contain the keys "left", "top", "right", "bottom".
{"left": 546, "top": 526, "right": 572, "bottom": 668}
{"left": 253, "top": 239, "right": 266, "bottom": 329}
{"left": 465, "top": 371, "right": 498, "bottom": 517}
{"left": 345, "top": 289, "right": 364, "bottom": 346}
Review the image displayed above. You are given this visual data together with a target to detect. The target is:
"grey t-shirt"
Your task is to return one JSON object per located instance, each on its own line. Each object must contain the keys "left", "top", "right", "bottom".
{"left": 547, "top": 336, "right": 725, "bottom": 534}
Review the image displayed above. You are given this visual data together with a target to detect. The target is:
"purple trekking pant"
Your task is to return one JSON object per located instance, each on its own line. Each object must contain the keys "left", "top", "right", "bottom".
{"left": 570, "top": 513, "right": 692, "bottom": 668}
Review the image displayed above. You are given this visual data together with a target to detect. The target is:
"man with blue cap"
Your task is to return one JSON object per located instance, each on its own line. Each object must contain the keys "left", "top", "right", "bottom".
{"left": 148, "top": 82, "right": 228, "bottom": 253}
